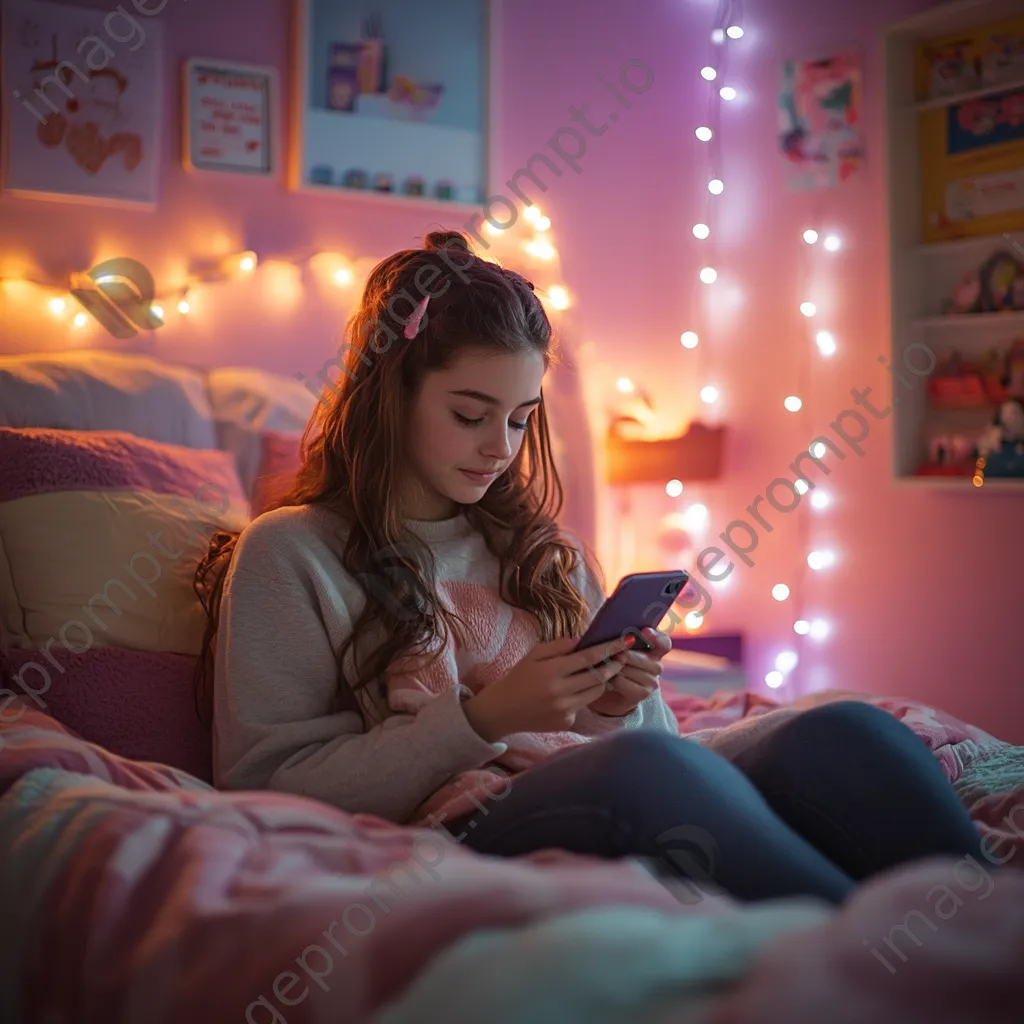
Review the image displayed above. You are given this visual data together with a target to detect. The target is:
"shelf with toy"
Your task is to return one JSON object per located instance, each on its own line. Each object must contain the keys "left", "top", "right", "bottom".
{"left": 913, "top": 75, "right": 1024, "bottom": 111}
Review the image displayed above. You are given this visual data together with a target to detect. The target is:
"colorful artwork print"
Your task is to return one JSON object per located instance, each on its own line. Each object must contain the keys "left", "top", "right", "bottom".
{"left": 778, "top": 50, "right": 865, "bottom": 191}
{"left": 1, "top": 0, "right": 162, "bottom": 205}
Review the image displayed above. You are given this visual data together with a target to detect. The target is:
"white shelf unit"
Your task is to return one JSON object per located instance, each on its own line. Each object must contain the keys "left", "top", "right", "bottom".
{"left": 884, "top": 0, "right": 1024, "bottom": 489}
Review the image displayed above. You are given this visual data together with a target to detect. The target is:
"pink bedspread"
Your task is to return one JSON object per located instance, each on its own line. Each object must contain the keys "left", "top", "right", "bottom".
{"left": 1, "top": 688, "right": 1021, "bottom": 1023}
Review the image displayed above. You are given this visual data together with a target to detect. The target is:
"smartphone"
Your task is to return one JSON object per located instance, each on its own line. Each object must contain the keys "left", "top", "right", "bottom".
{"left": 576, "top": 570, "right": 690, "bottom": 652}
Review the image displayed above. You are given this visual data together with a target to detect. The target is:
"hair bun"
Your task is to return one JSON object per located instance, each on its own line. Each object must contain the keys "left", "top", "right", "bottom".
{"left": 424, "top": 230, "right": 471, "bottom": 253}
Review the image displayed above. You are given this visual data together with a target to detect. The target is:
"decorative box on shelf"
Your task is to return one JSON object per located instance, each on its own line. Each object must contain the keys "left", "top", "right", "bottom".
{"left": 606, "top": 420, "right": 726, "bottom": 486}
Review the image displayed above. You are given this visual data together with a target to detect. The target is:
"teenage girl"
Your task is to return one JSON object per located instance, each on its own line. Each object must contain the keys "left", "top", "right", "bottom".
{"left": 195, "top": 230, "right": 984, "bottom": 904}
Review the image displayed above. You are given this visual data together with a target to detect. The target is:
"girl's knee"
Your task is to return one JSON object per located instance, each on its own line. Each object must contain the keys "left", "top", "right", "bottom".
{"left": 597, "top": 728, "right": 707, "bottom": 771}
{"left": 780, "top": 700, "right": 906, "bottom": 751}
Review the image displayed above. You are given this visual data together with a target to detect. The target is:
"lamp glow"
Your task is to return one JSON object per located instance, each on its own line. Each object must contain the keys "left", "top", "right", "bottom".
{"left": 685, "top": 612, "right": 704, "bottom": 630}
{"left": 810, "top": 490, "right": 832, "bottom": 510}
{"left": 524, "top": 206, "right": 541, "bottom": 224}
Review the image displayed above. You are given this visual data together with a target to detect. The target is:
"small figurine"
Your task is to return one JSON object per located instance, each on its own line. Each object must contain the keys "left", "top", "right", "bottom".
{"left": 435, "top": 180, "right": 454, "bottom": 200}
{"left": 310, "top": 164, "right": 333, "bottom": 185}
{"left": 343, "top": 168, "right": 368, "bottom": 189}
{"left": 373, "top": 173, "right": 394, "bottom": 192}
{"left": 403, "top": 175, "right": 425, "bottom": 196}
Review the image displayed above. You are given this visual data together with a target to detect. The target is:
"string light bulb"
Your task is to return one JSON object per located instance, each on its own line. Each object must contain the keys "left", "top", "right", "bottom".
{"left": 807, "top": 549, "right": 835, "bottom": 571}
{"left": 682, "top": 503, "right": 708, "bottom": 530}
{"left": 815, "top": 330, "right": 837, "bottom": 356}
{"left": 666, "top": 478, "right": 684, "bottom": 498}
{"left": 73, "top": 312, "right": 88, "bottom": 328}
{"left": 701, "top": 66, "right": 717, "bottom": 80}
{"left": 772, "top": 584, "right": 790, "bottom": 601}
{"left": 680, "top": 331, "right": 699, "bottom": 349}
{"left": 810, "top": 490, "right": 832, "bottom": 510}
{"left": 524, "top": 206, "right": 542, "bottom": 224}
{"left": 685, "top": 612, "right": 704, "bottom": 630}
{"left": 794, "top": 479, "right": 810, "bottom": 495}
{"left": 803, "top": 229, "right": 819, "bottom": 244}
{"left": 150, "top": 304, "right": 164, "bottom": 322}
{"left": 700, "top": 385, "right": 719, "bottom": 404}
{"left": 535, "top": 216, "right": 551, "bottom": 231}
{"left": 775, "top": 650, "right": 798, "bottom": 672}
{"left": 700, "top": 267, "right": 718, "bottom": 283}
{"left": 726, "top": 25, "right": 744, "bottom": 38}
{"left": 525, "top": 239, "right": 555, "bottom": 261}
{"left": 765, "top": 671, "right": 784, "bottom": 688}
{"left": 616, "top": 376, "right": 636, "bottom": 394}
{"left": 719, "top": 86, "right": 737, "bottom": 101}
{"left": 810, "top": 619, "right": 831, "bottom": 640}
{"left": 823, "top": 234, "right": 842, "bottom": 252}
{"left": 811, "top": 442, "right": 828, "bottom": 458}
{"left": 49, "top": 297, "right": 66, "bottom": 316}
{"left": 547, "top": 285, "right": 570, "bottom": 310}
{"left": 177, "top": 295, "right": 191, "bottom": 314}
{"left": 794, "top": 620, "right": 811, "bottom": 635}
{"left": 693, "top": 223, "right": 710, "bottom": 239}
{"left": 711, "top": 28, "right": 725, "bottom": 43}
{"left": 695, "top": 126, "right": 713, "bottom": 142}
{"left": 708, "top": 178, "right": 724, "bottom": 195}
{"left": 784, "top": 395, "right": 802, "bottom": 412}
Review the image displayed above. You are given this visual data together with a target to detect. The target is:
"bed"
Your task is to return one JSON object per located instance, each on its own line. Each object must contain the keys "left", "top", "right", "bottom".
{"left": 1, "top": 349, "right": 1022, "bottom": 1023}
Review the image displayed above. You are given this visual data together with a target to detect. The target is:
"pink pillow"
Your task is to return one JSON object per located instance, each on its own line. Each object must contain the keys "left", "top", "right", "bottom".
{"left": 250, "top": 430, "right": 303, "bottom": 518}
{"left": 0, "top": 680, "right": 213, "bottom": 798}
{"left": 1, "top": 646, "right": 213, "bottom": 782}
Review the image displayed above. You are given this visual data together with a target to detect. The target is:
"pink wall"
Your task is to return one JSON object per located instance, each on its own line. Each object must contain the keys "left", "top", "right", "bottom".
{"left": 2, "top": 0, "right": 1022, "bottom": 743}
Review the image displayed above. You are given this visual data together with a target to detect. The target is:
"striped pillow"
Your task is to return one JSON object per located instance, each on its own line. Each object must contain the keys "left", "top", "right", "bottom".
{"left": 0, "top": 427, "right": 248, "bottom": 657}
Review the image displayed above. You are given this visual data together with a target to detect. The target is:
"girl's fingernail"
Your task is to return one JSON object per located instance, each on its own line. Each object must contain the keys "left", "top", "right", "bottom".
{"left": 623, "top": 635, "right": 636, "bottom": 649}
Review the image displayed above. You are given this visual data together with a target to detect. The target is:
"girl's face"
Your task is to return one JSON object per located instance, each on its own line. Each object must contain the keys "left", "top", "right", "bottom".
{"left": 404, "top": 346, "right": 546, "bottom": 520}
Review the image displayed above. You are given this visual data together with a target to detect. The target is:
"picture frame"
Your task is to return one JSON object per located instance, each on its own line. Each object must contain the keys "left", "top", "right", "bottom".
{"left": 288, "top": 0, "right": 499, "bottom": 210}
{"left": 0, "top": 0, "right": 163, "bottom": 208}
{"left": 183, "top": 58, "right": 279, "bottom": 176}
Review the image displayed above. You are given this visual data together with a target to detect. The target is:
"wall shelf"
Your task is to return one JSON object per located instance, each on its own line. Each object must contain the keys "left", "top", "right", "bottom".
{"left": 884, "top": 0, "right": 1024, "bottom": 488}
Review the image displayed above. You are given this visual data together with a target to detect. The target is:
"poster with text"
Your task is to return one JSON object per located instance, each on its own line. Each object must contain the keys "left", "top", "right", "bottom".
{"left": 1, "top": 0, "right": 162, "bottom": 206}
{"left": 778, "top": 50, "right": 865, "bottom": 191}
{"left": 184, "top": 60, "right": 276, "bottom": 175}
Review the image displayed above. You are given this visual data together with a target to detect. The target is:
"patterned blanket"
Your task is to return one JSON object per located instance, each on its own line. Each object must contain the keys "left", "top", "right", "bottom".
{"left": 0, "top": 688, "right": 1021, "bottom": 1023}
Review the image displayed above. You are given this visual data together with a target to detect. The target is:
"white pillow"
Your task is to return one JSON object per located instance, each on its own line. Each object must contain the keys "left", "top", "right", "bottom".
{"left": 205, "top": 367, "right": 318, "bottom": 493}
{"left": 0, "top": 350, "right": 217, "bottom": 449}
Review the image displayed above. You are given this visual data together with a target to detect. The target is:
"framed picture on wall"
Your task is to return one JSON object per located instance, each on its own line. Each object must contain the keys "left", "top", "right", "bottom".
{"left": 289, "top": 0, "right": 497, "bottom": 208}
{"left": 0, "top": 0, "right": 163, "bottom": 208}
{"left": 183, "top": 58, "right": 279, "bottom": 176}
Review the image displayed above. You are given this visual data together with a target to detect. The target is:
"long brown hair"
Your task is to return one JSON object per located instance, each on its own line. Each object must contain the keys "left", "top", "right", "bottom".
{"left": 193, "top": 230, "right": 599, "bottom": 727}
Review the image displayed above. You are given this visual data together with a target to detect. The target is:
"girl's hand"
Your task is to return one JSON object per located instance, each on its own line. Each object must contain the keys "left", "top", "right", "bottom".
{"left": 462, "top": 635, "right": 631, "bottom": 743}
{"left": 588, "top": 627, "right": 671, "bottom": 717}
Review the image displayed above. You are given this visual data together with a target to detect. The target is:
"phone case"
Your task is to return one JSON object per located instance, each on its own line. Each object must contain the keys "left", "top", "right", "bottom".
{"left": 577, "top": 570, "right": 689, "bottom": 650}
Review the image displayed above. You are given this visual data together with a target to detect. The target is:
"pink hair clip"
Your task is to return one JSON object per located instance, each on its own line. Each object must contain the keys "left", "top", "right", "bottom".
{"left": 404, "top": 295, "right": 430, "bottom": 339}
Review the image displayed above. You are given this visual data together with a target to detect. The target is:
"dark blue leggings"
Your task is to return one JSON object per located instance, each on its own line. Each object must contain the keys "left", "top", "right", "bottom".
{"left": 445, "top": 702, "right": 985, "bottom": 904}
